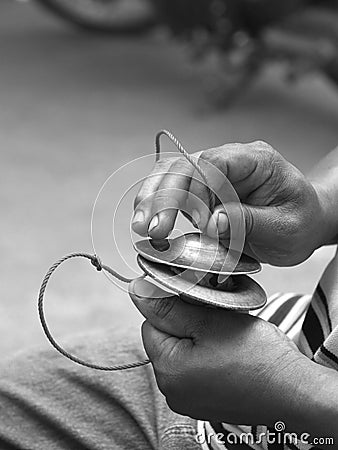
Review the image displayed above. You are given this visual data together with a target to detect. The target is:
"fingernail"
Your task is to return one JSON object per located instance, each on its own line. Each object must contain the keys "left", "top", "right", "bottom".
{"left": 217, "top": 211, "right": 228, "bottom": 235}
{"left": 217, "top": 274, "right": 228, "bottom": 284}
{"left": 207, "top": 214, "right": 218, "bottom": 238}
{"left": 132, "top": 278, "right": 158, "bottom": 298}
{"left": 191, "top": 209, "right": 200, "bottom": 228}
{"left": 131, "top": 278, "right": 172, "bottom": 299}
{"left": 148, "top": 215, "right": 159, "bottom": 233}
{"left": 132, "top": 210, "right": 144, "bottom": 225}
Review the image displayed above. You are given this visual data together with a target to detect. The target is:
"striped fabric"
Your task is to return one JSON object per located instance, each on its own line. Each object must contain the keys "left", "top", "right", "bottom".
{"left": 198, "top": 248, "right": 338, "bottom": 450}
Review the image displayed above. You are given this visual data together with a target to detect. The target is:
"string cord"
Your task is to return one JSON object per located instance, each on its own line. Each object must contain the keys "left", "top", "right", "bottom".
{"left": 38, "top": 130, "right": 214, "bottom": 371}
{"left": 155, "top": 130, "right": 215, "bottom": 211}
{"left": 38, "top": 253, "right": 149, "bottom": 371}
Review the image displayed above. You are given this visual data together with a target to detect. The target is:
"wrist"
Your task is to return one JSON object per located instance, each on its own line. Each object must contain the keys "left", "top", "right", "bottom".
{"left": 279, "top": 355, "right": 338, "bottom": 446}
{"left": 311, "top": 181, "right": 338, "bottom": 246}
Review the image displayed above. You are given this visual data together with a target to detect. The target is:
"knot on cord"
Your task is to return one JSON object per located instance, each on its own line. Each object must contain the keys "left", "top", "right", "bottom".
{"left": 91, "top": 255, "right": 103, "bottom": 271}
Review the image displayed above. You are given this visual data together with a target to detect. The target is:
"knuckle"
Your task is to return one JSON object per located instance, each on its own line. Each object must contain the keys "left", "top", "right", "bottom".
{"left": 249, "top": 140, "right": 280, "bottom": 169}
{"left": 199, "top": 149, "right": 209, "bottom": 161}
{"left": 199, "top": 148, "right": 218, "bottom": 164}
{"left": 154, "top": 158, "right": 177, "bottom": 174}
{"left": 242, "top": 204, "right": 254, "bottom": 237}
{"left": 218, "top": 143, "right": 237, "bottom": 153}
{"left": 171, "top": 156, "right": 192, "bottom": 171}
{"left": 251, "top": 140, "right": 274, "bottom": 154}
{"left": 249, "top": 141, "right": 277, "bottom": 163}
{"left": 157, "top": 157, "right": 173, "bottom": 167}
{"left": 154, "top": 189, "right": 180, "bottom": 206}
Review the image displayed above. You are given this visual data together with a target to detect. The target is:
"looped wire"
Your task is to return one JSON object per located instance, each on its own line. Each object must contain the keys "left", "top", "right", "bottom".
{"left": 38, "top": 252, "right": 150, "bottom": 371}
{"left": 38, "top": 130, "right": 214, "bottom": 371}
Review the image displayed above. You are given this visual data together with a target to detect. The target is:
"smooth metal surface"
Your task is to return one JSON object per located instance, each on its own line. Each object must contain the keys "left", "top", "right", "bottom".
{"left": 137, "top": 256, "right": 267, "bottom": 310}
{"left": 134, "top": 233, "right": 261, "bottom": 275}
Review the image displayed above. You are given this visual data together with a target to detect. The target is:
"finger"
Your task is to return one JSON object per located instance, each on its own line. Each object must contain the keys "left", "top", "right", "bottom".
{"left": 205, "top": 222, "right": 260, "bottom": 261}
{"left": 206, "top": 201, "right": 251, "bottom": 250}
{"left": 206, "top": 206, "right": 227, "bottom": 240}
{"left": 186, "top": 149, "right": 251, "bottom": 232}
{"left": 207, "top": 201, "right": 291, "bottom": 264}
{"left": 200, "top": 141, "right": 276, "bottom": 202}
{"left": 148, "top": 158, "right": 195, "bottom": 239}
{"left": 132, "top": 159, "right": 173, "bottom": 236}
{"left": 141, "top": 320, "right": 182, "bottom": 364}
{"left": 186, "top": 168, "right": 211, "bottom": 231}
{"left": 177, "top": 162, "right": 213, "bottom": 231}
{"left": 129, "top": 277, "right": 209, "bottom": 339}
{"left": 180, "top": 150, "right": 211, "bottom": 231}
{"left": 217, "top": 236, "right": 261, "bottom": 262}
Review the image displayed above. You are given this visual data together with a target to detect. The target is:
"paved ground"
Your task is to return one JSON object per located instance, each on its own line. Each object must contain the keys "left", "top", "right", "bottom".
{"left": 1, "top": 0, "right": 338, "bottom": 358}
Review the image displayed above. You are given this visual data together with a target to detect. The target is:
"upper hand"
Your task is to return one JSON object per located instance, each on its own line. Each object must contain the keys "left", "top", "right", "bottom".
{"left": 132, "top": 140, "right": 325, "bottom": 266}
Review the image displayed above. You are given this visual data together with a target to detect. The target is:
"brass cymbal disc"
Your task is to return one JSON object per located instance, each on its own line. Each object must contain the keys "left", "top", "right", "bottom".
{"left": 137, "top": 256, "right": 267, "bottom": 311}
{"left": 134, "top": 233, "right": 261, "bottom": 276}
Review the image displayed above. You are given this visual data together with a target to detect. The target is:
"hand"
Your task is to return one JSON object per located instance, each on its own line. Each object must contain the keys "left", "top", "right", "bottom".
{"left": 129, "top": 278, "right": 313, "bottom": 427}
{"left": 132, "top": 140, "right": 326, "bottom": 266}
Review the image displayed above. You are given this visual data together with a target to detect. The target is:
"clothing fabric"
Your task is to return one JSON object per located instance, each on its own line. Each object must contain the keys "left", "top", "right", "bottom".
{"left": 201, "top": 248, "right": 338, "bottom": 450}
{"left": 0, "top": 327, "right": 197, "bottom": 450}
{"left": 1, "top": 249, "right": 338, "bottom": 449}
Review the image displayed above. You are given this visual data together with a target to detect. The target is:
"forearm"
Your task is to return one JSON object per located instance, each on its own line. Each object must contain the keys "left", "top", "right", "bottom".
{"left": 308, "top": 147, "right": 338, "bottom": 245}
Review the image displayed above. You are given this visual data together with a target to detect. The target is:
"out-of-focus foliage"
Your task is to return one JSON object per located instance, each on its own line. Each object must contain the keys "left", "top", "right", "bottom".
{"left": 35, "top": 0, "right": 338, "bottom": 104}
{"left": 154, "top": 0, "right": 338, "bottom": 104}
{"left": 157, "top": 0, "right": 305, "bottom": 36}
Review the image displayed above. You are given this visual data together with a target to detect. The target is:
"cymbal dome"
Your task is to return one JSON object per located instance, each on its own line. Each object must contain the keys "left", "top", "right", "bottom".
{"left": 134, "top": 232, "right": 261, "bottom": 275}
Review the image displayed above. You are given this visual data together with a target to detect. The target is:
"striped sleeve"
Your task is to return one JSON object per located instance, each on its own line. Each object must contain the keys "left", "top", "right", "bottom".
{"left": 200, "top": 248, "right": 338, "bottom": 450}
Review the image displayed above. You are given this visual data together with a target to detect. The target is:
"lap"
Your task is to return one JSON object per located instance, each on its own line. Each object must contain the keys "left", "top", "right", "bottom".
{"left": 0, "top": 326, "right": 198, "bottom": 450}
{"left": 0, "top": 293, "right": 309, "bottom": 449}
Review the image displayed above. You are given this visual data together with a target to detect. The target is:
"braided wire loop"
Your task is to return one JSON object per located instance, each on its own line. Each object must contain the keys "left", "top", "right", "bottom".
{"left": 38, "top": 253, "right": 149, "bottom": 371}
{"left": 155, "top": 129, "right": 215, "bottom": 212}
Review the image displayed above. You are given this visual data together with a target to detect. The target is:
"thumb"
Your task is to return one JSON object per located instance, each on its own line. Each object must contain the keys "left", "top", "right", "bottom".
{"left": 129, "top": 277, "right": 210, "bottom": 339}
{"left": 206, "top": 202, "right": 282, "bottom": 244}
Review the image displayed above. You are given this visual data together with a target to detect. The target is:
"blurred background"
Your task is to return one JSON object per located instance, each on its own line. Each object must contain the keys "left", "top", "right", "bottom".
{"left": 2, "top": 0, "right": 338, "bottom": 360}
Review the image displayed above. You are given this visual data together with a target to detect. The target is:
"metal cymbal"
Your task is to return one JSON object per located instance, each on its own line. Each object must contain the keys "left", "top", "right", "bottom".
{"left": 137, "top": 255, "right": 267, "bottom": 311}
{"left": 134, "top": 232, "right": 261, "bottom": 275}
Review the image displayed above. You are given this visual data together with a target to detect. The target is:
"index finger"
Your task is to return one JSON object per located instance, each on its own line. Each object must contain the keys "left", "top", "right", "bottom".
{"left": 148, "top": 157, "right": 195, "bottom": 239}
{"left": 132, "top": 158, "right": 173, "bottom": 236}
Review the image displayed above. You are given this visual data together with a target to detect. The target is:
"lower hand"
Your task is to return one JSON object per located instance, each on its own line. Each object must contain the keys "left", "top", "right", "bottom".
{"left": 129, "top": 277, "right": 312, "bottom": 426}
